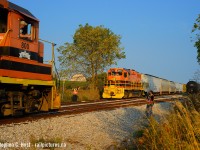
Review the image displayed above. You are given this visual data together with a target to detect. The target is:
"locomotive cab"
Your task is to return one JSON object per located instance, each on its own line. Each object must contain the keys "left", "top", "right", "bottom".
{"left": 0, "top": 1, "right": 51, "bottom": 80}
{"left": 0, "top": 0, "right": 60, "bottom": 116}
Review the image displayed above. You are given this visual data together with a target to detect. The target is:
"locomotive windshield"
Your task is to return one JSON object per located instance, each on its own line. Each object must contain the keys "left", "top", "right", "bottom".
{"left": 108, "top": 69, "right": 123, "bottom": 76}
{"left": 0, "top": 8, "right": 8, "bottom": 33}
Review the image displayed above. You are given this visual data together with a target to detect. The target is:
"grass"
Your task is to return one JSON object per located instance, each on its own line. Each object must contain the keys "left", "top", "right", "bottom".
{"left": 134, "top": 93, "right": 200, "bottom": 150}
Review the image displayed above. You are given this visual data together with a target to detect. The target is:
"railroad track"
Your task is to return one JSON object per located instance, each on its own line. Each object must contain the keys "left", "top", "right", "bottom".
{"left": 0, "top": 94, "right": 185, "bottom": 126}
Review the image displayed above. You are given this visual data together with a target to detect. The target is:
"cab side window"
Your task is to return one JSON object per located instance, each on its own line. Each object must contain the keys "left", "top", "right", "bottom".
{"left": 0, "top": 8, "right": 8, "bottom": 33}
{"left": 19, "top": 20, "right": 35, "bottom": 40}
{"left": 124, "top": 72, "right": 127, "bottom": 78}
{"left": 117, "top": 70, "right": 122, "bottom": 76}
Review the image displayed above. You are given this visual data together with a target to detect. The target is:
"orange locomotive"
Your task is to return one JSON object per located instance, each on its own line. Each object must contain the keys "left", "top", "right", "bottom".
{"left": 103, "top": 68, "right": 143, "bottom": 98}
{"left": 0, "top": 0, "right": 60, "bottom": 116}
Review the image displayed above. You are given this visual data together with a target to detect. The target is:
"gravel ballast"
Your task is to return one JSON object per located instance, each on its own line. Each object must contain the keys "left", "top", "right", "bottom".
{"left": 0, "top": 102, "right": 173, "bottom": 149}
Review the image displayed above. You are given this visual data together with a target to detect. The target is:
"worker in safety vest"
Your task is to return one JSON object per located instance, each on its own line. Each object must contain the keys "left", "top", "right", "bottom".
{"left": 72, "top": 87, "right": 79, "bottom": 102}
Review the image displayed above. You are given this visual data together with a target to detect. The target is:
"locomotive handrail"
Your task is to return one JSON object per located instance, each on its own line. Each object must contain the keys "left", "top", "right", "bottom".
{"left": 0, "top": 29, "right": 11, "bottom": 46}
{"left": 39, "top": 38, "right": 60, "bottom": 91}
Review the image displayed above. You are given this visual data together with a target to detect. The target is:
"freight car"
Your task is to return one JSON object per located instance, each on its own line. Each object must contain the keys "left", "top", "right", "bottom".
{"left": 0, "top": 0, "right": 60, "bottom": 116}
{"left": 186, "top": 81, "right": 200, "bottom": 94}
{"left": 103, "top": 68, "right": 186, "bottom": 98}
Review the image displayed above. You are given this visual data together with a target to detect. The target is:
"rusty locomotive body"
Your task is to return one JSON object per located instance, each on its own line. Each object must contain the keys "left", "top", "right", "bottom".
{"left": 0, "top": 0, "right": 60, "bottom": 116}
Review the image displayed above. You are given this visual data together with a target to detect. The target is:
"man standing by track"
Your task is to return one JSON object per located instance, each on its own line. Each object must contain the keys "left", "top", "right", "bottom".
{"left": 145, "top": 90, "right": 154, "bottom": 118}
{"left": 72, "top": 87, "right": 80, "bottom": 102}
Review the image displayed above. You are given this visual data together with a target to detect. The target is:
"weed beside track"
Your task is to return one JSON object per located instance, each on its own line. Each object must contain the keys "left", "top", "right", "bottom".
{"left": 132, "top": 93, "right": 200, "bottom": 150}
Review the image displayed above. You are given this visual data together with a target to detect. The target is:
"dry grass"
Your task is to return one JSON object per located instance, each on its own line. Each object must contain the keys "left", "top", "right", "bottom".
{"left": 135, "top": 93, "right": 200, "bottom": 150}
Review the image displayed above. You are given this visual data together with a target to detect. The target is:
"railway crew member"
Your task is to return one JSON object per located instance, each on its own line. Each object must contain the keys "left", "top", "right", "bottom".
{"left": 19, "top": 21, "right": 31, "bottom": 38}
{"left": 145, "top": 90, "right": 154, "bottom": 118}
{"left": 72, "top": 87, "right": 80, "bottom": 102}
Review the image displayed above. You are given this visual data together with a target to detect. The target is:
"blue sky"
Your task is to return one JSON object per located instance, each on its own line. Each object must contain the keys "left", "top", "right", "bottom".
{"left": 9, "top": 0, "right": 200, "bottom": 83}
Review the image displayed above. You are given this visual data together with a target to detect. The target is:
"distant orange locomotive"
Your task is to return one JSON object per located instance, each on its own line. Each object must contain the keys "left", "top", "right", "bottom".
{"left": 103, "top": 68, "right": 143, "bottom": 98}
{"left": 0, "top": 0, "right": 60, "bottom": 116}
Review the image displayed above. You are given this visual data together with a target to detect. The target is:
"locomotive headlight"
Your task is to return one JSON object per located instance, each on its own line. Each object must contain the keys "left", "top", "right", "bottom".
{"left": 110, "top": 91, "right": 114, "bottom": 96}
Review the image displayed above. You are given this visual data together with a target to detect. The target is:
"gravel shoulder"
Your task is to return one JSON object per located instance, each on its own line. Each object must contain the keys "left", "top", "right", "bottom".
{"left": 0, "top": 102, "right": 173, "bottom": 150}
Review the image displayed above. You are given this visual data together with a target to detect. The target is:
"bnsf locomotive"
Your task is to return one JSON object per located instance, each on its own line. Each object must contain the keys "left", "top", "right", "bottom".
{"left": 0, "top": 0, "right": 60, "bottom": 116}
{"left": 103, "top": 68, "right": 186, "bottom": 98}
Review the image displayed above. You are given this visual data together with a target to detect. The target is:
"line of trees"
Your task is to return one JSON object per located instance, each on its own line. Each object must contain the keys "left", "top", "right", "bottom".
{"left": 192, "top": 14, "right": 200, "bottom": 83}
{"left": 192, "top": 14, "right": 200, "bottom": 64}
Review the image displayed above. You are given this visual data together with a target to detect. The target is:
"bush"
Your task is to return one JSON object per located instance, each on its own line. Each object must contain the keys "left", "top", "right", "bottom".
{"left": 135, "top": 94, "right": 200, "bottom": 150}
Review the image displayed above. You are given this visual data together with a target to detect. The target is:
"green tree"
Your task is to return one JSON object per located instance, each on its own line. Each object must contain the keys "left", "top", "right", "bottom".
{"left": 192, "top": 14, "right": 200, "bottom": 64}
{"left": 192, "top": 69, "right": 200, "bottom": 83}
{"left": 57, "top": 24, "right": 125, "bottom": 87}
